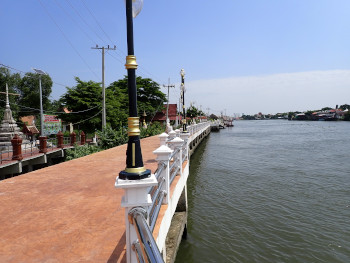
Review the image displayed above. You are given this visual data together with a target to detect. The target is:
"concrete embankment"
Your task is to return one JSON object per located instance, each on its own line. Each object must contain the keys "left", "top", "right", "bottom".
{"left": 165, "top": 126, "right": 211, "bottom": 263}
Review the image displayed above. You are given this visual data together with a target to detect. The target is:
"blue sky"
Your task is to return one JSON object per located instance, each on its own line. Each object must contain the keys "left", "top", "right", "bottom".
{"left": 1, "top": 0, "right": 350, "bottom": 115}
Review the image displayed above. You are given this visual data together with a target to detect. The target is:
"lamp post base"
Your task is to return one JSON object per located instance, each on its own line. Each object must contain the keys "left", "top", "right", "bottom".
{"left": 119, "top": 168, "right": 151, "bottom": 180}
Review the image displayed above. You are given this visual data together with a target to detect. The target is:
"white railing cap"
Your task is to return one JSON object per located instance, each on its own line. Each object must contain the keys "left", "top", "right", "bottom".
{"left": 169, "top": 137, "right": 184, "bottom": 143}
{"left": 153, "top": 144, "right": 173, "bottom": 154}
{"left": 158, "top": 132, "right": 169, "bottom": 138}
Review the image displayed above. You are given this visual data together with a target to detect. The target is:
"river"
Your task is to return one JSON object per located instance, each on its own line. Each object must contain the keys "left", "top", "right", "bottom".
{"left": 175, "top": 120, "right": 350, "bottom": 263}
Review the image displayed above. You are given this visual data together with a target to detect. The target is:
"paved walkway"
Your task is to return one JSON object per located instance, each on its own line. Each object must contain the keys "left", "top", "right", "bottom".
{"left": 0, "top": 136, "right": 160, "bottom": 263}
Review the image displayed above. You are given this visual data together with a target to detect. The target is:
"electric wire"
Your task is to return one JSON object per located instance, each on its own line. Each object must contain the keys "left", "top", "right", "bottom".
{"left": 0, "top": 63, "right": 68, "bottom": 88}
{"left": 0, "top": 98, "right": 101, "bottom": 115}
{"left": 37, "top": 0, "right": 100, "bottom": 80}
{"left": 71, "top": 109, "right": 102, "bottom": 125}
{"left": 80, "top": 0, "right": 115, "bottom": 45}
{"left": 64, "top": 0, "right": 106, "bottom": 44}
{"left": 54, "top": 0, "right": 96, "bottom": 45}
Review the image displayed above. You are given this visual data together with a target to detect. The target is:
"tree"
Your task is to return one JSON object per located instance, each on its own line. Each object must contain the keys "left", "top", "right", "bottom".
{"left": 209, "top": 114, "right": 218, "bottom": 120}
{"left": 339, "top": 104, "right": 350, "bottom": 111}
{"left": 186, "top": 105, "right": 204, "bottom": 118}
{"left": 58, "top": 76, "right": 166, "bottom": 133}
{"left": 58, "top": 77, "right": 103, "bottom": 133}
{"left": 108, "top": 76, "right": 166, "bottom": 122}
{"left": 17, "top": 72, "right": 53, "bottom": 117}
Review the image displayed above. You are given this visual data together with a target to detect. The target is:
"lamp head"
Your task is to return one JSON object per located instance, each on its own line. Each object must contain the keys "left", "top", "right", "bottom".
{"left": 126, "top": 0, "right": 143, "bottom": 18}
{"left": 180, "top": 68, "right": 185, "bottom": 77}
{"left": 32, "top": 68, "right": 47, "bottom": 75}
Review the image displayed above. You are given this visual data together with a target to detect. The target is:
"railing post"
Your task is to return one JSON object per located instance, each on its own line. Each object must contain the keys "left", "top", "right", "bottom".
{"left": 175, "top": 129, "right": 180, "bottom": 138}
{"left": 115, "top": 175, "right": 158, "bottom": 263}
{"left": 153, "top": 145, "right": 173, "bottom": 204}
{"left": 180, "top": 132, "right": 190, "bottom": 162}
{"left": 158, "top": 132, "right": 169, "bottom": 146}
{"left": 168, "top": 130, "right": 176, "bottom": 141}
{"left": 11, "top": 134, "right": 23, "bottom": 161}
{"left": 39, "top": 136, "right": 48, "bottom": 153}
{"left": 57, "top": 131, "right": 63, "bottom": 148}
{"left": 80, "top": 131, "right": 86, "bottom": 145}
{"left": 70, "top": 132, "right": 76, "bottom": 146}
{"left": 168, "top": 137, "right": 184, "bottom": 176}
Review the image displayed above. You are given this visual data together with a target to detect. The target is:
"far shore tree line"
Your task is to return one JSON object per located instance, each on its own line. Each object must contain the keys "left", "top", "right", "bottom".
{"left": 242, "top": 105, "right": 350, "bottom": 121}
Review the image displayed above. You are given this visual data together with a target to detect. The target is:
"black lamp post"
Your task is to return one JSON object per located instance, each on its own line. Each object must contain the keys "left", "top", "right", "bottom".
{"left": 119, "top": 0, "right": 151, "bottom": 180}
{"left": 180, "top": 69, "right": 187, "bottom": 132}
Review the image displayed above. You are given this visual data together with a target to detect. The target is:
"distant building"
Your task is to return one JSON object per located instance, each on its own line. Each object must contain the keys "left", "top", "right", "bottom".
{"left": 153, "top": 104, "right": 181, "bottom": 123}
{"left": 21, "top": 116, "right": 39, "bottom": 141}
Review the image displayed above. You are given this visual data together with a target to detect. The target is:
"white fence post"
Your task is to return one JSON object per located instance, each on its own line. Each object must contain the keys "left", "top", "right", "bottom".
{"left": 158, "top": 132, "right": 169, "bottom": 146}
{"left": 168, "top": 137, "right": 184, "bottom": 177}
{"left": 180, "top": 132, "right": 190, "bottom": 162}
{"left": 175, "top": 129, "right": 181, "bottom": 138}
{"left": 168, "top": 130, "right": 176, "bottom": 141}
{"left": 153, "top": 145, "right": 173, "bottom": 204}
{"left": 115, "top": 175, "right": 158, "bottom": 263}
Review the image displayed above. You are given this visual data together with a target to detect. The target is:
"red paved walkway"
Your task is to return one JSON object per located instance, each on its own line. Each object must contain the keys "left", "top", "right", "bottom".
{"left": 0, "top": 136, "right": 160, "bottom": 263}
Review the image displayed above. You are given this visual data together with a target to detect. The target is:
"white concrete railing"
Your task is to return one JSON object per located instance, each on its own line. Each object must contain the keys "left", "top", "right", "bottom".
{"left": 115, "top": 122, "right": 210, "bottom": 263}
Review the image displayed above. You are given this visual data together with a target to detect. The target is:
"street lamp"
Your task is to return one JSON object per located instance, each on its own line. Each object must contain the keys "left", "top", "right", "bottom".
{"left": 180, "top": 69, "right": 187, "bottom": 132}
{"left": 32, "top": 68, "right": 47, "bottom": 137}
{"left": 119, "top": 0, "right": 151, "bottom": 180}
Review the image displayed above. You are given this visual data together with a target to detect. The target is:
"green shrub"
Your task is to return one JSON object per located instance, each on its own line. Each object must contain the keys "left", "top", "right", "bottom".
{"left": 65, "top": 144, "right": 101, "bottom": 160}
{"left": 96, "top": 125, "right": 128, "bottom": 150}
{"left": 140, "top": 122, "right": 165, "bottom": 138}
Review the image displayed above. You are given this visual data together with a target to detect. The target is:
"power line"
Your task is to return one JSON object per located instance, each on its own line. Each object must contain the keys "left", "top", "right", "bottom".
{"left": 64, "top": 0, "right": 106, "bottom": 44}
{"left": 0, "top": 98, "right": 101, "bottom": 115}
{"left": 37, "top": 0, "right": 99, "bottom": 80}
{"left": 0, "top": 63, "right": 68, "bottom": 88}
{"left": 54, "top": 0, "right": 96, "bottom": 45}
{"left": 71, "top": 109, "right": 102, "bottom": 126}
{"left": 80, "top": 0, "right": 115, "bottom": 44}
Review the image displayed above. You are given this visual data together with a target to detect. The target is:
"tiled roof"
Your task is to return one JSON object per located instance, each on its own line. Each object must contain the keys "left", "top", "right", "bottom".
{"left": 20, "top": 115, "right": 35, "bottom": 125}
{"left": 22, "top": 124, "right": 39, "bottom": 134}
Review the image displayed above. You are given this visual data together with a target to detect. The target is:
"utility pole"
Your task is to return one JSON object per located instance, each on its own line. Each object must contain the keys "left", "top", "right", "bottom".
{"left": 33, "top": 68, "right": 47, "bottom": 137}
{"left": 91, "top": 44, "right": 116, "bottom": 131}
{"left": 163, "top": 78, "right": 175, "bottom": 127}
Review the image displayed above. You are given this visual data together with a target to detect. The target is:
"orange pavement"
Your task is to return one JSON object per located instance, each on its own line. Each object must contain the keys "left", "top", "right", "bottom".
{"left": 0, "top": 136, "right": 160, "bottom": 263}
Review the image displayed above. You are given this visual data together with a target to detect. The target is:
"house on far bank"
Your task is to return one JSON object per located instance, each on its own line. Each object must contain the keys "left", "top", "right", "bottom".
{"left": 153, "top": 104, "right": 182, "bottom": 125}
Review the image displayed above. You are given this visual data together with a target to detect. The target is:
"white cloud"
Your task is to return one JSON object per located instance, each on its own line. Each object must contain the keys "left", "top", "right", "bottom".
{"left": 184, "top": 70, "right": 350, "bottom": 115}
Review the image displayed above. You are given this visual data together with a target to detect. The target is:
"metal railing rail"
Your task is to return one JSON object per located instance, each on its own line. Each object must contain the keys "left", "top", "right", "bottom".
{"left": 63, "top": 137, "right": 71, "bottom": 146}
{"left": 149, "top": 189, "right": 166, "bottom": 232}
{"left": 46, "top": 138, "right": 57, "bottom": 152}
{"left": 129, "top": 207, "right": 164, "bottom": 263}
{"left": 22, "top": 141, "right": 39, "bottom": 157}
{"left": 148, "top": 163, "right": 166, "bottom": 197}
{"left": 148, "top": 177, "right": 165, "bottom": 225}
{"left": 132, "top": 240, "right": 145, "bottom": 263}
{"left": 0, "top": 146, "right": 12, "bottom": 164}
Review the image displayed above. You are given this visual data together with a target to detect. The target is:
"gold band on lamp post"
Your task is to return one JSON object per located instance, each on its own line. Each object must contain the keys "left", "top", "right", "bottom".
{"left": 128, "top": 117, "right": 141, "bottom": 136}
{"left": 125, "top": 167, "right": 147, "bottom": 174}
{"left": 125, "top": 55, "right": 138, "bottom": 69}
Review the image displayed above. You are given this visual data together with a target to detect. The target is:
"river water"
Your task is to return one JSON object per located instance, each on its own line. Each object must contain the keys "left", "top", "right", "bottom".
{"left": 175, "top": 120, "right": 350, "bottom": 263}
